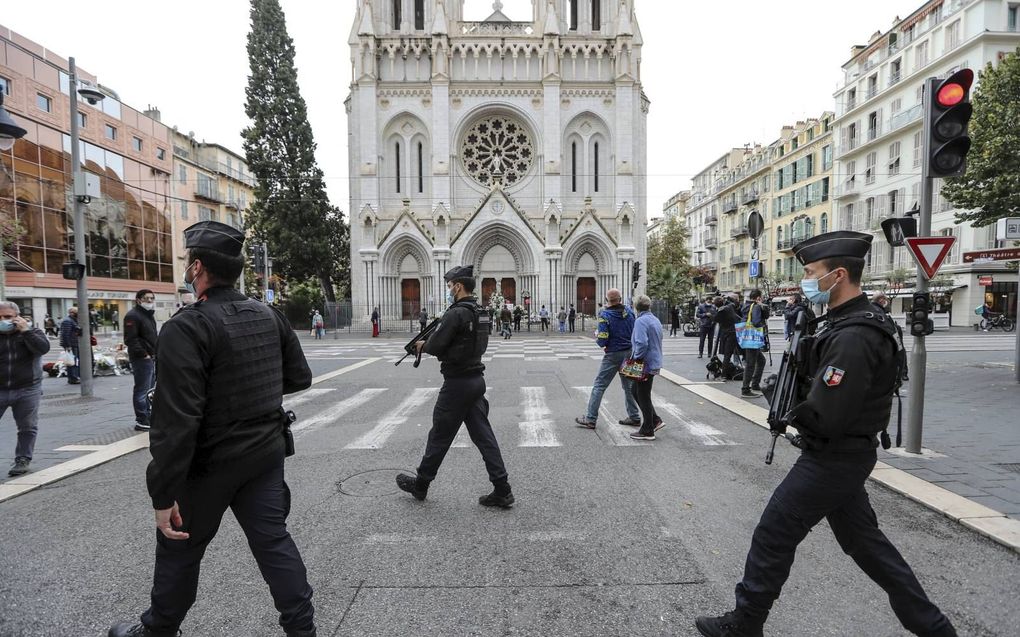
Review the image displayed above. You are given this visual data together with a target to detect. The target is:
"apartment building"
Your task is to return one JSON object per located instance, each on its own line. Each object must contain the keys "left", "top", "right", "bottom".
{"left": 831, "top": 0, "right": 1020, "bottom": 324}
{"left": 714, "top": 144, "right": 772, "bottom": 292}
{"left": 662, "top": 190, "right": 691, "bottom": 223}
{"left": 683, "top": 149, "right": 746, "bottom": 283}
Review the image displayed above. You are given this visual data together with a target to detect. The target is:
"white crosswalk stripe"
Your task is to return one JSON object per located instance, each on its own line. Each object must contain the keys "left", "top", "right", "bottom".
{"left": 284, "top": 388, "right": 336, "bottom": 411}
{"left": 518, "top": 387, "right": 561, "bottom": 447}
{"left": 573, "top": 386, "right": 642, "bottom": 446}
{"left": 651, "top": 393, "right": 737, "bottom": 446}
{"left": 345, "top": 388, "right": 438, "bottom": 449}
{"left": 292, "top": 388, "right": 388, "bottom": 436}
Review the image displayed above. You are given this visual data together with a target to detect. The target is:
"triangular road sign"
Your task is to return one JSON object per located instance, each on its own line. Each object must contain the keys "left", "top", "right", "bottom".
{"left": 906, "top": 236, "right": 956, "bottom": 279}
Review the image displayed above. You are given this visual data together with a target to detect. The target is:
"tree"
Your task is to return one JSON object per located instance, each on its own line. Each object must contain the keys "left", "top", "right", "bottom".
{"left": 647, "top": 264, "right": 687, "bottom": 306}
{"left": 242, "top": 0, "right": 350, "bottom": 303}
{"left": 646, "top": 216, "right": 693, "bottom": 302}
{"left": 944, "top": 47, "right": 1020, "bottom": 227}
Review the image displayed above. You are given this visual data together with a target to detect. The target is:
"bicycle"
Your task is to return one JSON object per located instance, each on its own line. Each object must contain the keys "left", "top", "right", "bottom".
{"left": 980, "top": 313, "right": 1015, "bottom": 332}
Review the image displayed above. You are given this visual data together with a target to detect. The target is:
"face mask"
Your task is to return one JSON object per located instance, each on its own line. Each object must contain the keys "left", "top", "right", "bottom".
{"left": 0, "top": 319, "right": 14, "bottom": 333}
{"left": 800, "top": 269, "right": 839, "bottom": 305}
{"left": 183, "top": 263, "right": 197, "bottom": 296}
{"left": 140, "top": 302, "right": 155, "bottom": 311}
{"left": 446, "top": 286, "right": 455, "bottom": 306}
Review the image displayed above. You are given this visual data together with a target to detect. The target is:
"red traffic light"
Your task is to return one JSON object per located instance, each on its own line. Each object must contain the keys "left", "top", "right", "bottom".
{"left": 937, "top": 83, "right": 965, "bottom": 107}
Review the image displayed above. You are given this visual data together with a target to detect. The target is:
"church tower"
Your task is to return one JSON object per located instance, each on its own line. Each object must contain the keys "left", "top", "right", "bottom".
{"left": 348, "top": 0, "right": 648, "bottom": 321}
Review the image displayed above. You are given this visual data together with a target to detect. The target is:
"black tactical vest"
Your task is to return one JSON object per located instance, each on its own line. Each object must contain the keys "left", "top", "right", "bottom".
{"left": 439, "top": 299, "right": 489, "bottom": 376}
{"left": 186, "top": 295, "right": 284, "bottom": 427}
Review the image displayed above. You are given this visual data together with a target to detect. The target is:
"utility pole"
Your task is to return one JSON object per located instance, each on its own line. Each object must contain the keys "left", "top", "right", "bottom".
{"left": 69, "top": 58, "right": 95, "bottom": 398}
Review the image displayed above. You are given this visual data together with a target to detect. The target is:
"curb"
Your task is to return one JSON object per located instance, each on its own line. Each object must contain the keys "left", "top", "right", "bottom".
{"left": 658, "top": 369, "right": 1020, "bottom": 554}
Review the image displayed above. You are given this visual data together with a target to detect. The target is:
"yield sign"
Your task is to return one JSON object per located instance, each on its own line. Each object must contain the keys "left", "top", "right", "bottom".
{"left": 906, "top": 236, "right": 956, "bottom": 279}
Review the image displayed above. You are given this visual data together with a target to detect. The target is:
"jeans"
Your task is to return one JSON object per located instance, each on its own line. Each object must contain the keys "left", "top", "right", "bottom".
{"left": 585, "top": 349, "right": 640, "bottom": 423}
{"left": 1, "top": 384, "right": 41, "bottom": 460}
{"left": 741, "top": 348, "right": 766, "bottom": 390}
{"left": 558, "top": 320, "right": 566, "bottom": 332}
{"left": 735, "top": 450, "right": 953, "bottom": 635}
{"left": 629, "top": 375, "right": 659, "bottom": 435}
{"left": 132, "top": 357, "right": 156, "bottom": 424}
{"left": 698, "top": 325, "right": 714, "bottom": 356}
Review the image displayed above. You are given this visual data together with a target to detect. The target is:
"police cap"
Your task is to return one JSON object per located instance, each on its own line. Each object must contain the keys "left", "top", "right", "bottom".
{"left": 444, "top": 265, "right": 474, "bottom": 282}
{"left": 793, "top": 231, "right": 872, "bottom": 266}
{"left": 183, "top": 221, "right": 245, "bottom": 257}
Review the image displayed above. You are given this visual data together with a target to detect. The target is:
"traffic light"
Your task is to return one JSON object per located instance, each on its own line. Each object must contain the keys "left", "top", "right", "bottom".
{"left": 251, "top": 244, "right": 265, "bottom": 273}
{"left": 910, "top": 292, "right": 934, "bottom": 337}
{"left": 632, "top": 261, "right": 642, "bottom": 284}
{"left": 925, "top": 68, "right": 974, "bottom": 178}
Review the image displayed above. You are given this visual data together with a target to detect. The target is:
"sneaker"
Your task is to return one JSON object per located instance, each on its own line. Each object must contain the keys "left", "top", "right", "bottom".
{"left": 574, "top": 417, "right": 597, "bottom": 429}
{"left": 698, "top": 354, "right": 704, "bottom": 359}
{"left": 68, "top": 379, "right": 81, "bottom": 385}
{"left": 741, "top": 388, "right": 761, "bottom": 398}
{"left": 629, "top": 431, "right": 655, "bottom": 441}
{"left": 618, "top": 417, "right": 640, "bottom": 426}
{"left": 750, "top": 384, "right": 763, "bottom": 392}
{"left": 134, "top": 421, "right": 151, "bottom": 432}
{"left": 395, "top": 473, "right": 428, "bottom": 501}
{"left": 653, "top": 417, "right": 665, "bottom": 432}
{"left": 8, "top": 457, "right": 30, "bottom": 477}
{"left": 694, "top": 611, "right": 764, "bottom": 637}
{"left": 107, "top": 621, "right": 181, "bottom": 637}
{"left": 478, "top": 491, "right": 514, "bottom": 508}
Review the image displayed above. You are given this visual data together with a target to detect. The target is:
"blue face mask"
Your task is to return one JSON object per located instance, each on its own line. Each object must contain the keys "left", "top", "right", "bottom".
{"left": 183, "top": 263, "right": 197, "bottom": 296}
{"left": 0, "top": 319, "right": 15, "bottom": 334}
{"left": 800, "top": 269, "right": 838, "bottom": 305}
{"left": 446, "top": 286, "right": 455, "bottom": 306}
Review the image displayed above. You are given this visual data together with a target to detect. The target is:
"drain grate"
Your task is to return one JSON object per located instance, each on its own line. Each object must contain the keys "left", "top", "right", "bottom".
{"left": 993, "top": 463, "right": 1020, "bottom": 474}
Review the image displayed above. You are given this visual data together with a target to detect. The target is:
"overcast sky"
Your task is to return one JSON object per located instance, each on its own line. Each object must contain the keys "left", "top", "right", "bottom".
{"left": 5, "top": 0, "right": 926, "bottom": 220}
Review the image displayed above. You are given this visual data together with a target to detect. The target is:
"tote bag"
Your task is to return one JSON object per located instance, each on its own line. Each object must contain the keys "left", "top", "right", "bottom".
{"left": 619, "top": 358, "right": 648, "bottom": 381}
{"left": 736, "top": 306, "right": 766, "bottom": 350}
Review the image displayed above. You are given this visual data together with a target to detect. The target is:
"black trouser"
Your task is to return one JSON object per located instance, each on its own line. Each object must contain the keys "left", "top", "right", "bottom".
{"left": 670, "top": 323, "right": 679, "bottom": 336}
{"left": 417, "top": 373, "right": 509, "bottom": 488}
{"left": 698, "top": 325, "right": 714, "bottom": 355}
{"left": 741, "top": 348, "right": 766, "bottom": 390}
{"left": 568, "top": 318, "right": 575, "bottom": 332}
{"left": 735, "top": 449, "right": 953, "bottom": 635}
{"left": 719, "top": 330, "right": 739, "bottom": 365}
{"left": 629, "top": 375, "right": 659, "bottom": 435}
{"left": 143, "top": 450, "right": 314, "bottom": 634}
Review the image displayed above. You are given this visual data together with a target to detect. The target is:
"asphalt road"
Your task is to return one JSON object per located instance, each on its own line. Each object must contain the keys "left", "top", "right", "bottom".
{"left": 1, "top": 337, "right": 1018, "bottom": 636}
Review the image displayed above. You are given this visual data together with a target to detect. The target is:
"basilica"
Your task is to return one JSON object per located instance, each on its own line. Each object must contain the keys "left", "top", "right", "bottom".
{"left": 347, "top": 0, "right": 648, "bottom": 320}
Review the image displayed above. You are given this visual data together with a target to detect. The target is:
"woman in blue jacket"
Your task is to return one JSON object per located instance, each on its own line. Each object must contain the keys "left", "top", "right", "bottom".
{"left": 628, "top": 295, "right": 663, "bottom": 440}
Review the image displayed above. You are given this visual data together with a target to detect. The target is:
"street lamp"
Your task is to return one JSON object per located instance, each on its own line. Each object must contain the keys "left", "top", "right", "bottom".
{"left": 67, "top": 57, "right": 104, "bottom": 397}
{"left": 0, "top": 93, "right": 28, "bottom": 151}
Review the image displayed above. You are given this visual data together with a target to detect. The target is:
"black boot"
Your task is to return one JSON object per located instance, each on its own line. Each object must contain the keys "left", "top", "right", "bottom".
{"left": 286, "top": 625, "right": 317, "bottom": 637}
{"left": 395, "top": 473, "right": 428, "bottom": 501}
{"left": 479, "top": 482, "right": 514, "bottom": 508}
{"left": 694, "top": 611, "right": 764, "bottom": 637}
{"left": 108, "top": 622, "right": 180, "bottom": 637}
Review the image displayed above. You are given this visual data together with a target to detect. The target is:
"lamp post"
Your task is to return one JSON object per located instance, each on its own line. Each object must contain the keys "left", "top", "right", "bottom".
{"left": 68, "top": 57, "right": 105, "bottom": 397}
{"left": 0, "top": 92, "right": 29, "bottom": 298}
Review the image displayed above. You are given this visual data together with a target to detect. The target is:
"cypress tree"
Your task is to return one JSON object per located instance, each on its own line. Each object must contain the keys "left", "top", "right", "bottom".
{"left": 242, "top": 0, "right": 349, "bottom": 301}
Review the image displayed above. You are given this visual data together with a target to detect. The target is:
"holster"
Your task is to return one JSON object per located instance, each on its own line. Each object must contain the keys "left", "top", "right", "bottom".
{"left": 281, "top": 408, "right": 297, "bottom": 457}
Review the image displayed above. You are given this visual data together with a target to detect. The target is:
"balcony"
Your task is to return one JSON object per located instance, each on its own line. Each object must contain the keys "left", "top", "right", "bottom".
{"left": 888, "top": 71, "right": 901, "bottom": 87}
{"left": 834, "top": 178, "right": 858, "bottom": 199}
{"left": 836, "top": 136, "right": 860, "bottom": 158}
{"left": 703, "top": 261, "right": 719, "bottom": 272}
{"left": 703, "top": 231, "right": 719, "bottom": 248}
{"left": 705, "top": 211, "right": 718, "bottom": 225}
{"left": 195, "top": 180, "right": 222, "bottom": 203}
{"left": 777, "top": 239, "right": 794, "bottom": 252}
{"left": 722, "top": 200, "right": 739, "bottom": 215}
{"left": 730, "top": 225, "right": 749, "bottom": 239}
{"left": 866, "top": 86, "right": 879, "bottom": 100}
{"left": 730, "top": 254, "right": 749, "bottom": 266}
{"left": 742, "top": 190, "right": 760, "bottom": 205}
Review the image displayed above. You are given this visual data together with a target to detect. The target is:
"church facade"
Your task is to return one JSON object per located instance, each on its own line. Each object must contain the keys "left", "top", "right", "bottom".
{"left": 347, "top": 0, "right": 648, "bottom": 320}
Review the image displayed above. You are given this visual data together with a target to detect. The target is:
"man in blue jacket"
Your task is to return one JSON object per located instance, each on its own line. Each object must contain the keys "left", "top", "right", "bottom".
{"left": 1, "top": 301, "right": 50, "bottom": 476}
{"left": 575, "top": 288, "right": 641, "bottom": 429}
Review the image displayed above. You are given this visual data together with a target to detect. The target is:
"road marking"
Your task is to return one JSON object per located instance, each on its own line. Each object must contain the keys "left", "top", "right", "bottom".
{"left": 312, "top": 357, "right": 383, "bottom": 385}
{"left": 652, "top": 393, "right": 736, "bottom": 446}
{"left": 284, "top": 388, "right": 336, "bottom": 411}
{"left": 54, "top": 445, "right": 108, "bottom": 452}
{"left": 573, "top": 386, "right": 641, "bottom": 446}
{"left": 345, "top": 388, "right": 439, "bottom": 449}
{"left": 518, "top": 387, "right": 560, "bottom": 447}
{"left": 292, "top": 388, "right": 389, "bottom": 435}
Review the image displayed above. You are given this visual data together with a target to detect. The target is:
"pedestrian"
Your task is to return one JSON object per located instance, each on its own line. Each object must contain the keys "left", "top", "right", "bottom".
{"left": 1, "top": 301, "right": 50, "bottom": 477}
{"left": 669, "top": 304, "right": 680, "bottom": 337}
{"left": 575, "top": 288, "right": 642, "bottom": 429}
{"left": 312, "top": 310, "right": 325, "bottom": 339}
{"left": 557, "top": 306, "right": 567, "bottom": 332}
{"left": 396, "top": 265, "right": 514, "bottom": 508}
{"left": 539, "top": 305, "right": 550, "bottom": 331}
{"left": 500, "top": 305, "right": 512, "bottom": 339}
{"left": 488, "top": 305, "right": 495, "bottom": 335}
{"left": 371, "top": 306, "right": 380, "bottom": 337}
{"left": 44, "top": 314, "right": 57, "bottom": 337}
{"left": 59, "top": 306, "right": 82, "bottom": 385}
{"left": 627, "top": 295, "right": 663, "bottom": 441}
{"left": 871, "top": 292, "right": 890, "bottom": 314}
{"left": 513, "top": 305, "right": 523, "bottom": 331}
{"left": 712, "top": 297, "right": 741, "bottom": 378}
{"left": 739, "top": 289, "right": 768, "bottom": 398}
{"left": 419, "top": 307, "right": 429, "bottom": 333}
{"left": 784, "top": 293, "right": 813, "bottom": 340}
{"left": 124, "top": 289, "right": 158, "bottom": 431}
{"left": 109, "top": 220, "right": 317, "bottom": 637}
{"left": 568, "top": 304, "right": 577, "bottom": 333}
{"left": 695, "top": 230, "right": 957, "bottom": 637}
{"left": 111, "top": 309, "right": 121, "bottom": 331}
{"left": 89, "top": 307, "right": 100, "bottom": 332}
{"left": 696, "top": 296, "right": 717, "bottom": 358}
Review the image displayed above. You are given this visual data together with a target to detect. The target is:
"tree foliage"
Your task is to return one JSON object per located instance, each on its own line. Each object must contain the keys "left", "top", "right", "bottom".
{"left": 242, "top": 0, "right": 350, "bottom": 302}
{"left": 646, "top": 217, "right": 694, "bottom": 303}
{"left": 944, "top": 47, "right": 1020, "bottom": 227}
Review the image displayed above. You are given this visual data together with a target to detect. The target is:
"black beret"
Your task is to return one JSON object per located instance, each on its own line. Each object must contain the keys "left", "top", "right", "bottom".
{"left": 183, "top": 221, "right": 245, "bottom": 257}
{"left": 793, "top": 231, "right": 872, "bottom": 266}
{"left": 444, "top": 265, "right": 474, "bottom": 281}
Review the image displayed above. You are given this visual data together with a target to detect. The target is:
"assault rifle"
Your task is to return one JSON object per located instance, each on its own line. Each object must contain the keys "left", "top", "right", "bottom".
{"left": 395, "top": 318, "right": 441, "bottom": 368}
{"left": 761, "top": 311, "right": 811, "bottom": 464}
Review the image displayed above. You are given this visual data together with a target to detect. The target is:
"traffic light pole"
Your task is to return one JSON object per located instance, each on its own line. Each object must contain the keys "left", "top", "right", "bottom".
{"left": 905, "top": 79, "right": 935, "bottom": 455}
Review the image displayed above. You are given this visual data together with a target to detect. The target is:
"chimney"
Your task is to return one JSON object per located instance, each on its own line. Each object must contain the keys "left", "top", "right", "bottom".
{"left": 143, "top": 104, "right": 161, "bottom": 122}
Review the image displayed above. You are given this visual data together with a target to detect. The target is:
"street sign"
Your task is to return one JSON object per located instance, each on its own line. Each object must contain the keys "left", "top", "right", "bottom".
{"left": 995, "top": 217, "right": 1020, "bottom": 240}
{"left": 963, "top": 247, "right": 1020, "bottom": 263}
{"left": 978, "top": 275, "right": 994, "bottom": 286}
{"left": 749, "top": 260, "right": 760, "bottom": 278}
{"left": 266, "top": 289, "right": 275, "bottom": 303}
{"left": 906, "top": 236, "right": 956, "bottom": 279}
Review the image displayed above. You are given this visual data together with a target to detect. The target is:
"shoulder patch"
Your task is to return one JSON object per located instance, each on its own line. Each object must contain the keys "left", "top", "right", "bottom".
{"left": 823, "top": 366, "right": 845, "bottom": 387}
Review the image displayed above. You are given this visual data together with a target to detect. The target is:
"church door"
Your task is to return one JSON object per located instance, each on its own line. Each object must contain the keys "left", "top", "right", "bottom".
{"left": 401, "top": 279, "right": 421, "bottom": 320}
{"left": 501, "top": 279, "right": 517, "bottom": 305}
{"left": 576, "top": 277, "right": 596, "bottom": 315}
{"left": 481, "top": 278, "right": 497, "bottom": 306}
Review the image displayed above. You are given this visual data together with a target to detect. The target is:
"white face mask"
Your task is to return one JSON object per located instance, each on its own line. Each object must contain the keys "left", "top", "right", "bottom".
{"left": 141, "top": 302, "right": 155, "bottom": 311}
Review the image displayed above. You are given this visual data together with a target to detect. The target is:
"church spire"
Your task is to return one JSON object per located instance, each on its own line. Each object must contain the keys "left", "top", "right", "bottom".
{"left": 616, "top": 0, "right": 633, "bottom": 36}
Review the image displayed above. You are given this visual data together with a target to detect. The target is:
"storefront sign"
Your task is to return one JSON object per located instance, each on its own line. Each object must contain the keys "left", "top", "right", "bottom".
{"left": 87, "top": 291, "right": 133, "bottom": 300}
{"left": 978, "top": 276, "right": 994, "bottom": 286}
{"left": 963, "top": 248, "right": 1020, "bottom": 263}
{"left": 3, "top": 288, "right": 31, "bottom": 297}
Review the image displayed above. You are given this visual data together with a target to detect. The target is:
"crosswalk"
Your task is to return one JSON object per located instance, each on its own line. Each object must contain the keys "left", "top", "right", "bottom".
{"left": 282, "top": 383, "right": 738, "bottom": 449}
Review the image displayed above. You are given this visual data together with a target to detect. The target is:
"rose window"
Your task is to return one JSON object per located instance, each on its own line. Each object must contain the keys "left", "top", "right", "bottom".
{"left": 461, "top": 116, "right": 534, "bottom": 187}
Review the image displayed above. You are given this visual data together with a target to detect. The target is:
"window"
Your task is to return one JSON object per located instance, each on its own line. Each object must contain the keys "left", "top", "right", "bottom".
{"left": 181, "top": 200, "right": 189, "bottom": 220}
{"left": 913, "top": 131, "right": 922, "bottom": 167}
{"left": 821, "top": 177, "right": 830, "bottom": 202}
{"left": 822, "top": 145, "right": 833, "bottom": 170}
{"left": 888, "top": 141, "right": 901, "bottom": 176}
{"left": 946, "top": 20, "right": 961, "bottom": 51}
{"left": 0, "top": 77, "right": 10, "bottom": 96}
{"left": 198, "top": 205, "right": 214, "bottom": 222}
{"left": 1010, "top": 5, "right": 1019, "bottom": 32}
{"left": 891, "top": 98, "right": 902, "bottom": 119}
{"left": 36, "top": 93, "right": 52, "bottom": 113}
{"left": 178, "top": 164, "right": 187, "bottom": 184}
{"left": 820, "top": 212, "right": 829, "bottom": 234}
{"left": 593, "top": 141, "right": 599, "bottom": 192}
{"left": 414, "top": 0, "right": 424, "bottom": 30}
{"left": 915, "top": 41, "right": 929, "bottom": 69}
{"left": 77, "top": 112, "right": 87, "bottom": 127}
{"left": 592, "top": 0, "right": 601, "bottom": 30}
{"left": 791, "top": 137, "right": 799, "bottom": 150}
{"left": 417, "top": 142, "right": 423, "bottom": 193}
{"left": 890, "top": 59, "right": 902, "bottom": 86}
{"left": 395, "top": 142, "right": 401, "bottom": 193}
{"left": 105, "top": 124, "right": 117, "bottom": 140}
{"left": 867, "top": 111, "right": 879, "bottom": 140}
{"left": 569, "top": 0, "right": 578, "bottom": 30}
{"left": 847, "top": 88, "right": 857, "bottom": 110}
{"left": 132, "top": 136, "right": 143, "bottom": 152}
{"left": 940, "top": 228, "right": 960, "bottom": 263}
{"left": 867, "top": 74, "right": 878, "bottom": 98}
{"left": 392, "top": 0, "right": 401, "bottom": 30}
{"left": 156, "top": 147, "right": 166, "bottom": 161}
{"left": 865, "top": 152, "right": 876, "bottom": 184}
{"left": 571, "top": 142, "right": 577, "bottom": 192}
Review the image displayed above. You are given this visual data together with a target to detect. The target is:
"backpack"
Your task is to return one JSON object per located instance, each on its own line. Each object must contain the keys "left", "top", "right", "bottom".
{"left": 974, "top": 305, "right": 984, "bottom": 316}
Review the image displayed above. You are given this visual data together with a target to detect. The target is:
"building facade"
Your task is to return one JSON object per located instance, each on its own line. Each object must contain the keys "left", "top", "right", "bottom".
{"left": 831, "top": 0, "right": 1020, "bottom": 323}
{"left": 662, "top": 189, "right": 690, "bottom": 223}
{"left": 0, "top": 25, "right": 176, "bottom": 325}
{"left": 683, "top": 149, "right": 745, "bottom": 284}
{"left": 347, "top": 0, "right": 649, "bottom": 321}
{"left": 714, "top": 144, "right": 772, "bottom": 292}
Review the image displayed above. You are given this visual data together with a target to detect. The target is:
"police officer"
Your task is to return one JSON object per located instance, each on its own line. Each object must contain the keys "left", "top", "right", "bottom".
{"left": 395, "top": 265, "right": 514, "bottom": 508}
{"left": 695, "top": 231, "right": 956, "bottom": 637}
{"left": 109, "top": 221, "right": 317, "bottom": 637}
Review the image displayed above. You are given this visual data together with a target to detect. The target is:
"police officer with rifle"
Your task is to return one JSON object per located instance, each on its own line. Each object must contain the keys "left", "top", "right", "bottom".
{"left": 695, "top": 231, "right": 956, "bottom": 637}
{"left": 109, "top": 221, "right": 317, "bottom": 637}
{"left": 395, "top": 265, "right": 514, "bottom": 508}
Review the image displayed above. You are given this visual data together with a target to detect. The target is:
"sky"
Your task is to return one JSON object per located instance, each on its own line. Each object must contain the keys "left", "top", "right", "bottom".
{"left": 3, "top": 0, "right": 928, "bottom": 220}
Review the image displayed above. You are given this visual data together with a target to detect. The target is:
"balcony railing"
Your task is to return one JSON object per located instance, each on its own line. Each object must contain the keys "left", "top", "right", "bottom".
{"left": 705, "top": 211, "right": 718, "bottom": 225}
{"left": 703, "top": 232, "right": 719, "bottom": 248}
{"left": 866, "top": 86, "right": 878, "bottom": 100}
{"left": 730, "top": 254, "right": 749, "bottom": 265}
{"left": 888, "top": 71, "right": 901, "bottom": 87}
{"left": 722, "top": 201, "right": 739, "bottom": 214}
{"left": 703, "top": 261, "right": 719, "bottom": 271}
{"left": 742, "top": 190, "right": 760, "bottom": 205}
{"left": 730, "top": 225, "right": 749, "bottom": 239}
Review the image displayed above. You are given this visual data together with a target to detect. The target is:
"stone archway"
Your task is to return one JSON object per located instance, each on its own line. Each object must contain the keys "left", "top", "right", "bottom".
{"left": 460, "top": 222, "right": 539, "bottom": 308}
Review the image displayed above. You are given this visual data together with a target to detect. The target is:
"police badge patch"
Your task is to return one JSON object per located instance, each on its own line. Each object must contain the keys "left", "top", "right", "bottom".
{"left": 823, "top": 366, "right": 845, "bottom": 387}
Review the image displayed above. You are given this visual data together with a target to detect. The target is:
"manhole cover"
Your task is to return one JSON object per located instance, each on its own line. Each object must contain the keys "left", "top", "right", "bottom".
{"left": 337, "top": 468, "right": 412, "bottom": 497}
{"left": 994, "top": 463, "right": 1020, "bottom": 474}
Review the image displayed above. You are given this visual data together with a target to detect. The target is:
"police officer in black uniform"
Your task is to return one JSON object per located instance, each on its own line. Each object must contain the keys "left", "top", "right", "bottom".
{"left": 395, "top": 265, "right": 514, "bottom": 508}
{"left": 696, "top": 231, "right": 956, "bottom": 637}
{"left": 109, "top": 221, "right": 317, "bottom": 637}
